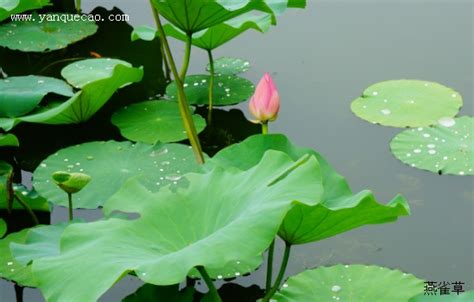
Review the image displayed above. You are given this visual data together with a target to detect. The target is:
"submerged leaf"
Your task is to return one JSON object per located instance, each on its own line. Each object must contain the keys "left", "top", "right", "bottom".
{"left": 0, "top": 13, "right": 98, "bottom": 52}
{"left": 32, "top": 151, "right": 323, "bottom": 302}
{"left": 390, "top": 116, "right": 473, "bottom": 175}
{"left": 111, "top": 100, "right": 206, "bottom": 144}
{"left": 351, "top": 80, "right": 462, "bottom": 128}
{"left": 166, "top": 74, "right": 254, "bottom": 106}
{"left": 212, "top": 134, "right": 410, "bottom": 245}
{"left": 33, "top": 141, "right": 201, "bottom": 209}
{"left": 0, "top": 76, "right": 73, "bottom": 117}
{"left": 273, "top": 264, "right": 424, "bottom": 301}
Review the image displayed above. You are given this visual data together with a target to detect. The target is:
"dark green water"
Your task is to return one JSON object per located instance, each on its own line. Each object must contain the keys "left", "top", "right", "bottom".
{"left": 1, "top": 0, "right": 472, "bottom": 300}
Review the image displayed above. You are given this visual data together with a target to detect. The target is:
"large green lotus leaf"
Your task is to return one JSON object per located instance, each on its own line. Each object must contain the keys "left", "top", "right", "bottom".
{"left": 279, "top": 192, "right": 410, "bottom": 244}
{"left": 151, "top": 0, "right": 274, "bottom": 34}
{"left": 0, "top": 0, "right": 50, "bottom": 22}
{"left": 0, "top": 76, "right": 73, "bottom": 117}
{"left": 10, "top": 222, "right": 76, "bottom": 266}
{"left": 351, "top": 80, "right": 463, "bottom": 127}
{"left": 123, "top": 284, "right": 195, "bottom": 302}
{"left": 273, "top": 264, "right": 424, "bottom": 301}
{"left": 0, "top": 228, "right": 35, "bottom": 287}
{"left": 0, "top": 60, "right": 144, "bottom": 131}
{"left": 111, "top": 100, "right": 206, "bottom": 144}
{"left": 207, "top": 57, "right": 251, "bottom": 75}
{"left": 0, "top": 133, "right": 19, "bottom": 147}
{"left": 0, "top": 13, "right": 98, "bottom": 52}
{"left": 0, "top": 218, "right": 6, "bottom": 237}
{"left": 211, "top": 134, "right": 410, "bottom": 245}
{"left": 409, "top": 292, "right": 474, "bottom": 302}
{"left": 60, "top": 58, "right": 132, "bottom": 89}
{"left": 33, "top": 141, "right": 201, "bottom": 209}
{"left": 166, "top": 74, "right": 254, "bottom": 106}
{"left": 163, "top": 12, "right": 272, "bottom": 50}
{"left": 32, "top": 151, "right": 323, "bottom": 302}
{"left": 390, "top": 116, "right": 473, "bottom": 176}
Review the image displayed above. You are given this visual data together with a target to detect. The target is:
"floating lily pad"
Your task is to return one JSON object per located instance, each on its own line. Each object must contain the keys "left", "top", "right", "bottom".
{"left": 207, "top": 57, "right": 251, "bottom": 75}
{"left": 390, "top": 116, "right": 473, "bottom": 175}
{"left": 273, "top": 264, "right": 424, "bottom": 302}
{"left": 151, "top": 0, "right": 275, "bottom": 34}
{"left": 33, "top": 141, "right": 201, "bottom": 209}
{"left": 111, "top": 101, "right": 207, "bottom": 144}
{"left": 32, "top": 151, "right": 323, "bottom": 301}
{"left": 0, "top": 229, "right": 35, "bottom": 287}
{"left": 123, "top": 284, "right": 195, "bottom": 302}
{"left": 0, "top": 13, "right": 98, "bottom": 52}
{"left": 0, "top": 59, "right": 143, "bottom": 131}
{"left": 0, "top": 134, "right": 18, "bottom": 147}
{"left": 164, "top": 13, "right": 271, "bottom": 50}
{"left": 166, "top": 74, "right": 254, "bottom": 106}
{"left": 0, "top": 218, "right": 6, "bottom": 237}
{"left": 211, "top": 134, "right": 410, "bottom": 244}
{"left": 351, "top": 80, "right": 463, "bottom": 127}
{"left": 409, "top": 291, "right": 474, "bottom": 302}
{"left": 0, "top": 76, "right": 73, "bottom": 117}
{"left": 61, "top": 58, "right": 132, "bottom": 88}
{"left": 0, "top": 0, "right": 50, "bottom": 22}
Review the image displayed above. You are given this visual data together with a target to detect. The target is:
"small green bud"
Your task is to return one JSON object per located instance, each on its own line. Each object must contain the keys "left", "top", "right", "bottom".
{"left": 52, "top": 171, "right": 91, "bottom": 194}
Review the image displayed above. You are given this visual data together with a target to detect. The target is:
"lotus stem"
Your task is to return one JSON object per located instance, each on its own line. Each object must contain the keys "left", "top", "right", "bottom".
{"left": 14, "top": 284, "right": 23, "bottom": 302}
{"left": 68, "top": 193, "right": 73, "bottom": 221}
{"left": 207, "top": 49, "right": 215, "bottom": 124}
{"left": 262, "top": 242, "right": 292, "bottom": 302}
{"left": 151, "top": 4, "right": 205, "bottom": 164}
{"left": 197, "top": 266, "right": 222, "bottom": 302}
{"left": 14, "top": 191, "right": 39, "bottom": 225}
{"left": 265, "top": 240, "right": 275, "bottom": 291}
{"left": 148, "top": 1, "right": 171, "bottom": 82}
{"left": 262, "top": 122, "right": 268, "bottom": 134}
{"left": 75, "top": 0, "right": 81, "bottom": 13}
{"left": 180, "top": 34, "right": 192, "bottom": 81}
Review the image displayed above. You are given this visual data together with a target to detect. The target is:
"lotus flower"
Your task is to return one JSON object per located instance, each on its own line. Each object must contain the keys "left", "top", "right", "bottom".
{"left": 249, "top": 73, "right": 280, "bottom": 124}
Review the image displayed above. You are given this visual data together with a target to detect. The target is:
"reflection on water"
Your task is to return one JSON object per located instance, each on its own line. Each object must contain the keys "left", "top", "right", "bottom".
{"left": 0, "top": 0, "right": 472, "bottom": 301}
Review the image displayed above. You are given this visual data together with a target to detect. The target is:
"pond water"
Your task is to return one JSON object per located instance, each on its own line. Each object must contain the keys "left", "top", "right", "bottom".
{"left": 1, "top": 0, "right": 472, "bottom": 301}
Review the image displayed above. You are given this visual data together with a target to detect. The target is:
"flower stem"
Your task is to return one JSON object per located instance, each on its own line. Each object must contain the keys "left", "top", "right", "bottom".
{"left": 207, "top": 49, "right": 215, "bottom": 124}
{"left": 262, "top": 122, "right": 268, "bottom": 135}
{"left": 265, "top": 240, "right": 275, "bottom": 291}
{"left": 148, "top": 0, "right": 171, "bottom": 82}
{"left": 151, "top": 5, "right": 205, "bottom": 164}
{"left": 262, "top": 242, "right": 292, "bottom": 302}
{"left": 67, "top": 193, "right": 73, "bottom": 221}
{"left": 14, "top": 191, "right": 39, "bottom": 225}
{"left": 180, "top": 34, "right": 192, "bottom": 81}
{"left": 197, "top": 266, "right": 222, "bottom": 302}
{"left": 75, "top": 0, "right": 81, "bottom": 13}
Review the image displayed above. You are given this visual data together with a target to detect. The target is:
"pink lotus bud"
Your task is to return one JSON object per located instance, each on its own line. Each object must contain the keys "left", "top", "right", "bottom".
{"left": 248, "top": 73, "right": 280, "bottom": 123}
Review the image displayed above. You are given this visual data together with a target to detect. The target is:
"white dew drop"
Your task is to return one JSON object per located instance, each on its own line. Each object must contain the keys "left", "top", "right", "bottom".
{"left": 381, "top": 109, "right": 391, "bottom": 115}
{"left": 423, "top": 133, "right": 430, "bottom": 138}
{"left": 372, "top": 91, "right": 378, "bottom": 96}
{"left": 7, "top": 262, "right": 13, "bottom": 266}
{"left": 234, "top": 272, "right": 240, "bottom": 276}
{"left": 217, "top": 275, "right": 223, "bottom": 279}
{"left": 282, "top": 283, "right": 289, "bottom": 288}
{"left": 438, "top": 117, "right": 456, "bottom": 127}
{"left": 459, "top": 171, "right": 465, "bottom": 175}
{"left": 40, "top": 163, "right": 47, "bottom": 168}
{"left": 414, "top": 149, "right": 421, "bottom": 153}
{"left": 428, "top": 150, "right": 436, "bottom": 155}
{"left": 165, "top": 175, "right": 182, "bottom": 181}
{"left": 427, "top": 144, "right": 436, "bottom": 149}
{"left": 331, "top": 285, "right": 341, "bottom": 292}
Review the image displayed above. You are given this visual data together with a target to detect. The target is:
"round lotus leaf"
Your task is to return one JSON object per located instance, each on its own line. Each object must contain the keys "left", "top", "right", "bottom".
{"left": 351, "top": 80, "right": 463, "bottom": 127}
{"left": 0, "top": 218, "right": 6, "bottom": 237}
{"left": 390, "top": 116, "right": 473, "bottom": 175}
{"left": 0, "top": 0, "right": 49, "bottom": 22}
{"left": 409, "top": 291, "right": 474, "bottom": 302}
{"left": 207, "top": 57, "right": 250, "bottom": 75}
{"left": 0, "top": 13, "right": 98, "bottom": 52}
{"left": 111, "top": 101, "right": 206, "bottom": 144}
{"left": 33, "top": 141, "right": 201, "bottom": 209}
{"left": 61, "top": 58, "right": 132, "bottom": 88}
{"left": 0, "top": 229, "right": 35, "bottom": 287}
{"left": 166, "top": 74, "right": 254, "bottom": 106}
{"left": 273, "top": 264, "right": 424, "bottom": 302}
{"left": 52, "top": 171, "right": 91, "bottom": 194}
{"left": 0, "top": 76, "right": 74, "bottom": 117}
